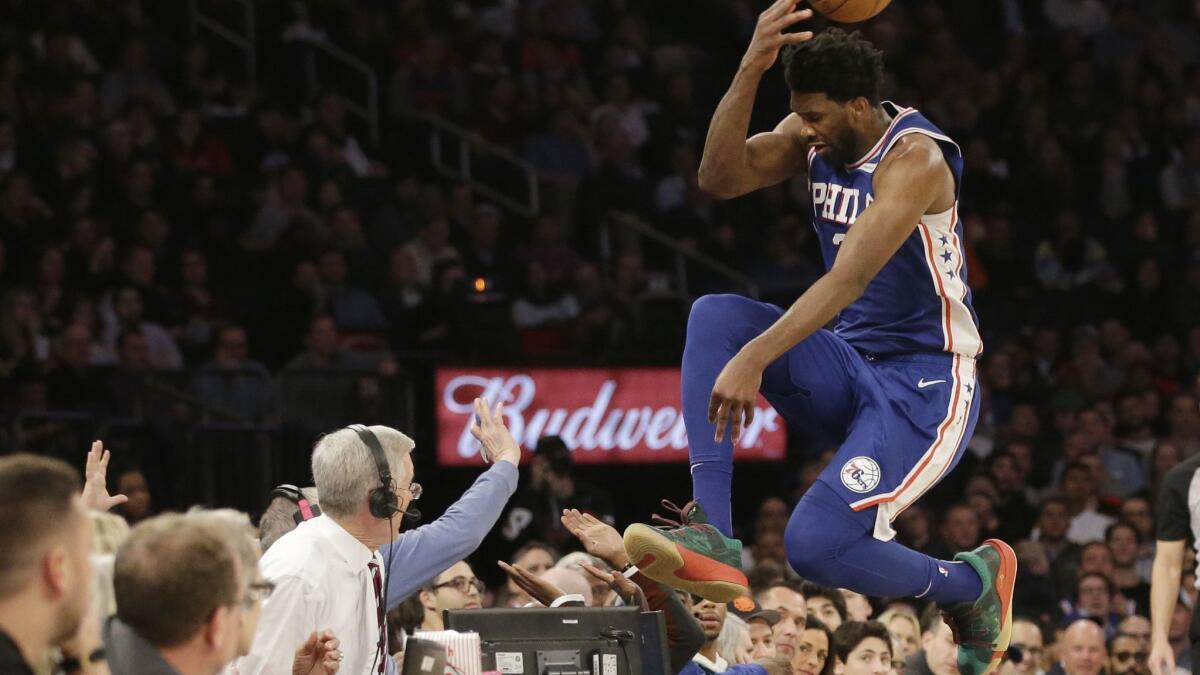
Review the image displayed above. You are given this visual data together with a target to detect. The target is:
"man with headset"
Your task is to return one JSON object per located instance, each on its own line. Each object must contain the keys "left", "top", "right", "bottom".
{"left": 238, "top": 399, "right": 520, "bottom": 675}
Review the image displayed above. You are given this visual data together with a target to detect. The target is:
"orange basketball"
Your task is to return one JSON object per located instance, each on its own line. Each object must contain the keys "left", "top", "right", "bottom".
{"left": 809, "top": 0, "right": 892, "bottom": 23}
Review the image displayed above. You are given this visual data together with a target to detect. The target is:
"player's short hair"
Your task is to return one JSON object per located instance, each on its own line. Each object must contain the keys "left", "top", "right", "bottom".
{"left": 833, "top": 620, "right": 892, "bottom": 663}
{"left": 782, "top": 28, "right": 884, "bottom": 104}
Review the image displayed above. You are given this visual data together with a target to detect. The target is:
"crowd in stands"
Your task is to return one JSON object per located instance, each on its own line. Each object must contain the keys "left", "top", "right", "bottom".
{"left": 2, "top": 0, "right": 1200, "bottom": 674}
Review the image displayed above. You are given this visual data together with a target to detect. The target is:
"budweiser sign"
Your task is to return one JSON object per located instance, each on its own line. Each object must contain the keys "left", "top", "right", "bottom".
{"left": 436, "top": 367, "right": 786, "bottom": 465}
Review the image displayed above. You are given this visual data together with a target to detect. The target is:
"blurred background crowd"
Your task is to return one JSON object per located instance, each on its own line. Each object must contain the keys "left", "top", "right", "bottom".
{"left": 1, "top": 0, "right": 1200, "bottom": 673}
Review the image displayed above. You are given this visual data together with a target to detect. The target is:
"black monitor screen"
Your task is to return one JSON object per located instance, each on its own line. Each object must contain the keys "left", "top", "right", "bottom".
{"left": 444, "top": 607, "right": 649, "bottom": 675}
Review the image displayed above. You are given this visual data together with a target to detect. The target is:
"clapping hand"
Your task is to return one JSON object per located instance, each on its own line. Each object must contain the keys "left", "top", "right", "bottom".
{"left": 561, "top": 509, "right": 629, "bottom": 568}
{"left": 292, "top": 630, "right": 342, "bottom": 675}
{"left": 81, "top": 440, "right": 128, "bottom": 512}
{"left": 498, "top": 561, "right": 564, "bottom": 607}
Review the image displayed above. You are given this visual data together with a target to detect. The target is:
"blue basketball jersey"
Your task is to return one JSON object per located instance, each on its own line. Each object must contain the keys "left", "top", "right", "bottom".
{"left": 807, "top": 102, "right": 982, "bottom": 358}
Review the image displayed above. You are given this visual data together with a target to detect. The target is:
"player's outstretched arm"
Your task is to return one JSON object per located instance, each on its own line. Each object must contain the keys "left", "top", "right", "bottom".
{"left": 709, "top": 135, "right": 951, "bottom": 444}
{"left": 697, "top": 0, "right": 812, "bottom": 200}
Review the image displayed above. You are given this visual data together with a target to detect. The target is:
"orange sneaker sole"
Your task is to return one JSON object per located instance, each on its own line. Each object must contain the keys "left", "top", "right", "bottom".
{"left": 623, "top": 523, "right": 748, "bottom": 603}
{"left": 981, "top": 538, "right": 1018, "bottom": 675}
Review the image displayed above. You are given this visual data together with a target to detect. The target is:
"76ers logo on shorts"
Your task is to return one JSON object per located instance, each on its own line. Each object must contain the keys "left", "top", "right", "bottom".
{"left": 840, "top": 457, "right": 881, "bottom": 494}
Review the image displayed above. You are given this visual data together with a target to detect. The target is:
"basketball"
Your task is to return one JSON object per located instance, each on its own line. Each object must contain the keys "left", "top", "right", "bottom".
{"left": 809, "top": 0, "right": 892, "bottom": 23}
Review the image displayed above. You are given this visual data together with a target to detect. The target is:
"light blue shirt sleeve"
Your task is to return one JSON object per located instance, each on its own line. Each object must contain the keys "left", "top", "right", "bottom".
{"left": 383, "top": 461, "right": 519, "bottom": 608}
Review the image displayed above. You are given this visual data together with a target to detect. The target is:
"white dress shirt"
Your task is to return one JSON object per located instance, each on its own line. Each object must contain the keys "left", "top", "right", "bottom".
{"left": 236, "top": 515, "right": 385, "bottom": 675}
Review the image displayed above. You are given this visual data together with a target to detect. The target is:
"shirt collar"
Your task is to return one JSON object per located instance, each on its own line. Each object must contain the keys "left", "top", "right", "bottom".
{"left": 691, "top": 651, "right": 728, "bottom": 673}
{"left": 311, "top": 515, "right": 377, "bottom": 569}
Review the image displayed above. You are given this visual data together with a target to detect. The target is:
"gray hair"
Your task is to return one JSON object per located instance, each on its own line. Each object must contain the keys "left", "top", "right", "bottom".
{"left": 259, "top": 486, "right": 319, "bottom": 552}
{"left": 312, "top": 426, "right": 415, "bottom": 518}
{"left": 716, "top": 614, "right": 749, "bottom": 664}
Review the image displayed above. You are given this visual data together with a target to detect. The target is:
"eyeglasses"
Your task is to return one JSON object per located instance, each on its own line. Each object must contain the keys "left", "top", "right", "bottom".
{"left": 243, "top": 580, "right": 275, "bottom": 606}
{"left": 1114, "top": 652, "right": 1148, "bottom": 663}
{"left": 397, "top": 481, "right": 422, "bottom": 501}
{"left": 1011, "top": 644, "right": 1043, "bottom": 657}
{"left": 433, "top": 576, "right": 484, "bottom": 594}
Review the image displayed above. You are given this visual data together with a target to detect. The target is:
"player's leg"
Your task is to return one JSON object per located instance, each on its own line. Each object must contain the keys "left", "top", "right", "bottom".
{"left": 783, "top": 354, "right": 1014, "bottom": 675}
{"left": 681, "top": 293, "right": 856, "bottom": 536}
{"left": 624, "top": 294, "right": 859, "bottom": 601}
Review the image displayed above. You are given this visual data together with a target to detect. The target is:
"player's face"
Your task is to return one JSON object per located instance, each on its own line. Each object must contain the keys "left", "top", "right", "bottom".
{"left": 791, "top": 92, "right": 860, "bottom": 166}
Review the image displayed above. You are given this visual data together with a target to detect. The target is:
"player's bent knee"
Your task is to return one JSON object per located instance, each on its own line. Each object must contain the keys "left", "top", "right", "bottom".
{"left": 687, "top": 294, "right": 752, "bottom": 330}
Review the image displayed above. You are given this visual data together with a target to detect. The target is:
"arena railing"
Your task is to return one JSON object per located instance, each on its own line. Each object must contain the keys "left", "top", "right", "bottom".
{"left": 401, "top": 110, "right": 542, "bottom": 218}
{"left": 600, "top": 210, "right": 760, "bottom": 300}
{"left": 298, "top": 33, "right": 381, "bottom": 144}
{"left": 187, "top": 0, "right": 256, "bottom": 93}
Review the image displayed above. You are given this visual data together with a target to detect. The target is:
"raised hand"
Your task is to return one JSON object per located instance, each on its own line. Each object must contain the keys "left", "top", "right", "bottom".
{"left": 81, "top": 440, "right": 128, "bottom": 512}
{"left": 292, "top": 630, "right": 342, "bottom": 675}
{"left": 470, "top": 398, "right": 522, "bottom": 467}
{"left": 561, "top": 509, "right": 629, "bottom": 568}
{"left": 498, "top": 561, "right": 564, "bottom": 607}
{"left": 742, "top": 0, "right": 814, "bottom": 74}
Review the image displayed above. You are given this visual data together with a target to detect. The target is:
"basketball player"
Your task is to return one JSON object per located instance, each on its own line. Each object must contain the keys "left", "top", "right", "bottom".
{"left": 621, "top": 4, "right": 1014, "bottom": 675}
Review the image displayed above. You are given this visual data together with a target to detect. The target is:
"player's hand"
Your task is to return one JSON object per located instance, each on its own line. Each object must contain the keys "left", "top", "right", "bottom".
{"left": 742, "top": 0, "right": 814, "bottom": 74}
{"left": 470, "top": 397, "right": 522, "bottom": 468}
{"left": 561, "top": 509, "right": 629, "bottom": 568}
{"left": 709, "top": 349, "right": 765, "bottom": 446}
{"left": 81, "top": 440, "right": 128, "bottom": 512}
{"left": 1148, "top": 636, "right": 1175, "bottom": 675}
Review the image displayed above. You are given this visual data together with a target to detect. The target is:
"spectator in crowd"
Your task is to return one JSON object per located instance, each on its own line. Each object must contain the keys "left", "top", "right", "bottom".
{"left": 1107, "top": 632, "right": 1149, "bottom": 675}
{"left": 841, "top": 590, "right": 874, "bottom": 622}
{"left": 680, "top": 592, "right": 789, "bottom": 675}
{"left": 902, "top": 606, "right": 957, "bottom": 675}
{"left": 716, "top": 614, "right": 753, "bottom": 666}
{"left": 728, "top": 597, "right": 781, "bottom": 660}
{"left": 795, "top": 616, "right": 835, "bottom": 675}
{"left": 109, "top": 509, "right": 342, "bottom": 675}
{"left": 802, "top": 583, "right": 848, "bottom": 631}
{"left": 237, "top": 423, "right": 421, "bottom": 675}
{"left": 100, "top": 286, "right": 182, "bottom": 370}
{"left": 112, "top": 465, "right": 153, "bottom": 525}
{"left": 833, "top": 621, "right": 893, "bottom": 675}
{"left": 241, "top": 400, "right": 518, "bottom": 675}
{"left": 1117, "top": 616, "right": 1150, "bottom": 653}
{"left": 1053, "top": 620, "right": 1107, "bottom": 675}
{"left": 193, "top": 325, "right": 273, "bottom": 422}
{"left": 258, "top": 485, "right": 321, "bottom": 553}
{"left": 877, "top": 609, "right": 921, "bottom": 664}
{"left": 755, "top": 580, "right": 805, "bottom": 658}
{"left": 1009, "top": 618, "right": 1045, "bottom": 675}
{"left": 417, "top": 561, "right": 483, "bottom": 630}
{"left": 0, "top": 455, "right": 91, "bottom": 675}
{"left": 1059, "top": 462, "right": 1115, "bottom": 544}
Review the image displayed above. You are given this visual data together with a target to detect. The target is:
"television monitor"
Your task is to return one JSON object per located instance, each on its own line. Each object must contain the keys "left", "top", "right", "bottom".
{"left": 444, "top": 606, "right": 668, "bottom": 675}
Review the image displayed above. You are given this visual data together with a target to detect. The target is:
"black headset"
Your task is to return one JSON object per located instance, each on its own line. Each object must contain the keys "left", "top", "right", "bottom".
{"left": 348, "top": 424, "right": 401, "bottom": 519}
{"left": 269, "top": 483, "right": 322, "bottom": 524}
